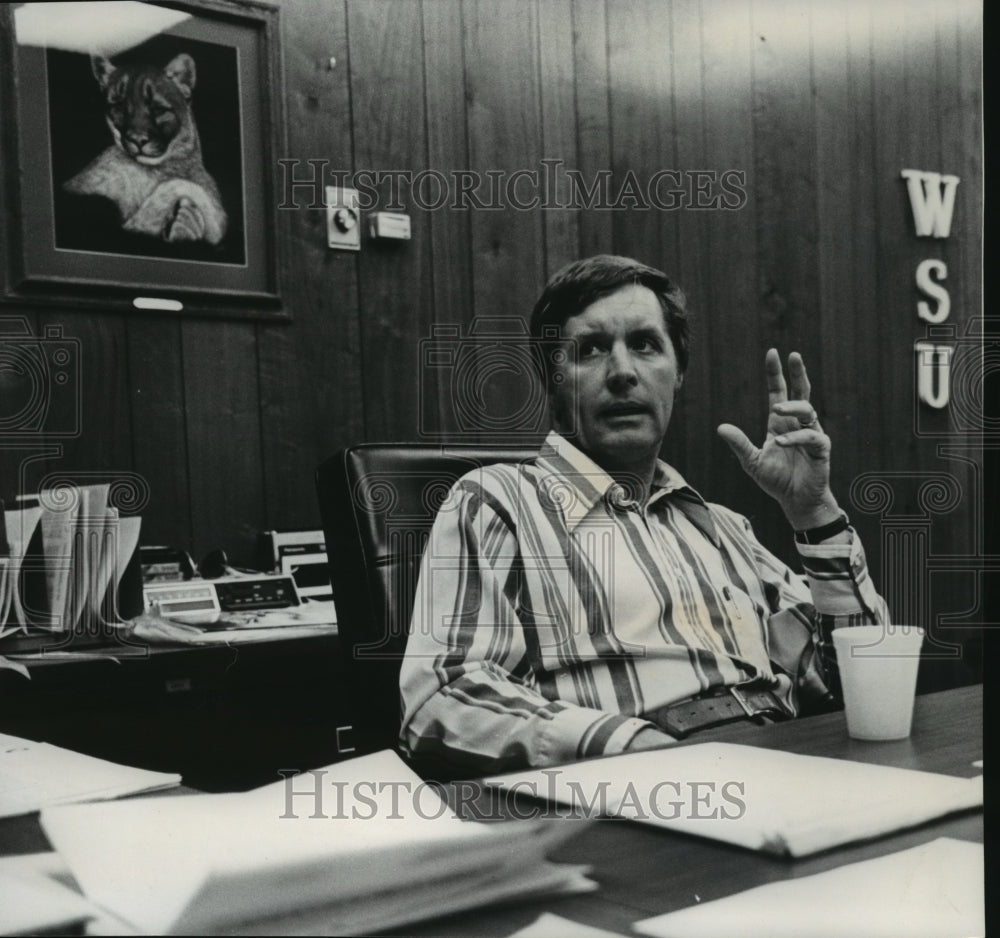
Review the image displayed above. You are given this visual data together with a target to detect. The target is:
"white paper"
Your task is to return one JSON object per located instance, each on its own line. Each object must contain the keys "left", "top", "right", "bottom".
{"left": 65, "top": 484, "right": 111, "bottom": 631}
{"left": 40, "top": 489, "right": 80, "bottom": 629}
{"left": 40, "top": 749, "right": 591, "bottom": 936}
{"left": 633, "top": 838, "right": 984, "bottom": 938}
{"left": 0, "top": 852, "right": 98, "bottom": 936}
{"left": 0, "top": 558, "right": 11, "bottom": 631}
{"left": 126, "top": 597, "right": 337, "bottom": 645}
{"left": 0, "top": 732, "right": 180, "bottom": 819}
{"left": 484, "top": 742, "right": 983, "bottom": 856}
{"left": 225, "top": 860, "right": 595, "bottom": 937}
{"left": 0, "top": 561, "right": 13, "bottom": 638}
{"left": 129, "top": 616, "right": 336, "bottom": 645}
{"left": 87, "top": 507, "right": 118, "bottom": 624}
{"left": 3, "top": 505, "right": 42, "bottom": 626}
{"left": 508, "top": 912, "right": 630, "bottom": 938}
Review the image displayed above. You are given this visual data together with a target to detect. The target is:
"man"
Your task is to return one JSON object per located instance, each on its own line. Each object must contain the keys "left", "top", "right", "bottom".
{"left": 399, "top": 255, "right": 888, "bottom": 774}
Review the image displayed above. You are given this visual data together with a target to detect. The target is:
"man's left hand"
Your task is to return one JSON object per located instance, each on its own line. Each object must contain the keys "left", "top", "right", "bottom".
{"left": 717, "top": 349, "right": 842, "bottom": 531}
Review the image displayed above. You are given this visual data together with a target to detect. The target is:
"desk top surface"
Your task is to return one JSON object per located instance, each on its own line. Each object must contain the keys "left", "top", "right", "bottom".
{"left": 0, "top": 627, "right": 339, "bottom": 674}
{"left": 419, "top": 684, "right": 984, "bottom": 937}
{"left": 0, "top": 684, "right": 983, "bottom": 937}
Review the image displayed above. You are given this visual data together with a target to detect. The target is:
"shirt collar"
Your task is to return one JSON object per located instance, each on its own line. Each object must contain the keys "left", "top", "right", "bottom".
{"left": 536, "top": 431, "right": 706, "bottom": 531}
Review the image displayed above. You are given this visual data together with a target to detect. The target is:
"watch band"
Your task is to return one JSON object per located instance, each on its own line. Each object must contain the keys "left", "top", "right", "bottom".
{"left": 794, "top": 513, "right": 849, "bottom": 544}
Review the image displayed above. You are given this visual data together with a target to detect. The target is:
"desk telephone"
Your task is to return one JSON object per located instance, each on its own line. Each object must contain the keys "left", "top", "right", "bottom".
{"left": 141, "top": 545, "right": 301, "bottom": 623}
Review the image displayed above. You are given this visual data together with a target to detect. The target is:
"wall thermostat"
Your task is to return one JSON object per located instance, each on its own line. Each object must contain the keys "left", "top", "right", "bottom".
{"left": 326, "top": 186, "right": 361, "bottom": 251}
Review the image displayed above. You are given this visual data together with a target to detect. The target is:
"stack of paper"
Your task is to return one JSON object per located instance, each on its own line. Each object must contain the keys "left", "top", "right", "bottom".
{"left": 1, "top": 501, "right": 41, "bottom": 630}
{"left": 633, "top": 838, "right": 983, "bottom": 938}
{"left": 38, "top": 484, "right": 141, "bottom": 632}
{"left": 485, "top": 742, "right": 983, "bottom": 857}
{"left": 0, "top": 732, "right": 181, "bottom": 819}
{"left": 2, "top": 486, "right": 141, "bottom": 633}
{"left": 0, "top": 852, "right": 99, "bottom": 935}
{"left": 40, "top": 750, "right": 595, "bottom": 935}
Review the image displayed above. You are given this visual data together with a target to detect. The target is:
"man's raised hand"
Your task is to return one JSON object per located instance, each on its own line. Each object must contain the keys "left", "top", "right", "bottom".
{"left": 717, "top": 349, "right": 842, "bottom": 531}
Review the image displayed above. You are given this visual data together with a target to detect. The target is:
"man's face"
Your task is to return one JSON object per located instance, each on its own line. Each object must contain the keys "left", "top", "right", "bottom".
{"left": 550, "top": 283, "right": 682, "bottom": 472}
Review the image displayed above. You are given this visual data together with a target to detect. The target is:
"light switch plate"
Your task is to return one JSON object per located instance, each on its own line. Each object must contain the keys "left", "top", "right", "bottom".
{"left": 369, "top": 211, "right": 411, "bottom": 240}
{"left": 326, "top": 186, "right": 361, "bottom": 250}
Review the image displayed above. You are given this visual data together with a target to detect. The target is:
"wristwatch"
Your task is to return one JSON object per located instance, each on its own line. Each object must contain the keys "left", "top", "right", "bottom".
{"left": 794, "top": 513, "right": 850, "bottom": 544}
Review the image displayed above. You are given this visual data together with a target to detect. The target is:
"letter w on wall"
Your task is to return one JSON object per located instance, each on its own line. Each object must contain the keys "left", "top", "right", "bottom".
{"left": 901, "top": 169, "right": 961, "bottom": 238}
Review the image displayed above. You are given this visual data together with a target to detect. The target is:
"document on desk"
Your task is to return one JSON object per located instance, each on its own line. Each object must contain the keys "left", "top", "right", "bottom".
{"left": 3, "top": 503, "right": 41, "bottom": 627}
{"left": 484, "top": 742, "right": 983, "bottom": 857}
{"left": 0, "top": 852, "right": 100, "bottom": 936}
{"left": 127, "top": 599, "right": 338, "bottom": 645}
{"left": 0, "top": 733, "right": 181, "bottom": 819}
{"left": 39, "top": 749, "right": 595, "bottom": 936}
{"left": 633, "top": 837, "right": 983, "bottom": 938}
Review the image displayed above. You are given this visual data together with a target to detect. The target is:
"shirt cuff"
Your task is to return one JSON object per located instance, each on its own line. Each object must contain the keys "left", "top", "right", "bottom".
{"left": 535, "top": 707, "right": 654, "bottom": 765}
{"left": 795, "top": 526, "right": 881, "bottom": 617}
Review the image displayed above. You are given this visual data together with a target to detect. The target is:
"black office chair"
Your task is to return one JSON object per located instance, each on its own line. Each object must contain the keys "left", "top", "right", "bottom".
{"left": 315, "top": 444, "right": 537, "bottom": 758}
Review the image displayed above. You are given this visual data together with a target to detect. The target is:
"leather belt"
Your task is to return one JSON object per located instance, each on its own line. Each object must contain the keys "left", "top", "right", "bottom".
{"left": 646, "top": 683, "right": 793, "bottom": 739}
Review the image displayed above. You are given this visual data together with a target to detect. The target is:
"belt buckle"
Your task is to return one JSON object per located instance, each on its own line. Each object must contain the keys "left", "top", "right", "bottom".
{"left": 728, "top": 684, "right": 759, "bottom": 718}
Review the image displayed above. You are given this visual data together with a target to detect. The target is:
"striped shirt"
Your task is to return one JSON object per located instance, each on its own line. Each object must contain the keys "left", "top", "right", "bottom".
{"left": 399, "top": 431, "right": 888, "bottom": 773}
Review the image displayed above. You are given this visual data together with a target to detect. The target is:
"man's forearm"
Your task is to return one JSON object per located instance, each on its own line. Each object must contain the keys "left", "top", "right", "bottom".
{"left": 400, "top": 670, "right": 657, "bottom": 772}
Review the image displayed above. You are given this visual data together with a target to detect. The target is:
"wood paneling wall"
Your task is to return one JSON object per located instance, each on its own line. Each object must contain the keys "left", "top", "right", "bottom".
{"left": 1, "top": 0, "right": 983, "bottom": 678}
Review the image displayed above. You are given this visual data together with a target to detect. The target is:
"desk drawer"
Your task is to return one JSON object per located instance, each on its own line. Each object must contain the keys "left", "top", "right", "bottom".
{"left": 0, "top": 634, "right": 356, "bottom": 790}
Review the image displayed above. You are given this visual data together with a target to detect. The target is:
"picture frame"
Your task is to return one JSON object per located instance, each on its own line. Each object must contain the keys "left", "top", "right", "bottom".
{"left": 0, "top": 0, "right": 288, "bottom": 320}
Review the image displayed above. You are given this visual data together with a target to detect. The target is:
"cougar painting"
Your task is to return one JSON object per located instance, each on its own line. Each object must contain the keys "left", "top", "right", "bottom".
{"left": 64, "top": 52, "right": 228, "bottom": 246}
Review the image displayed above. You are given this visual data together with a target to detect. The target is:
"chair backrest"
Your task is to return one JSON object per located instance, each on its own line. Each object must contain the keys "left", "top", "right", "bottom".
{"left": 315, "top": 444, "right": 537, "bottom": 756}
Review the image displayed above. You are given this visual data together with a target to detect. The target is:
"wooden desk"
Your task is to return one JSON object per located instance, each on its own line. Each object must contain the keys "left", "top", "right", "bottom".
{"left": 415, "top": 684, "right": 984, "bottom": 937}
{"left": 0, "top": 685, "right": 982, "bottom": 936}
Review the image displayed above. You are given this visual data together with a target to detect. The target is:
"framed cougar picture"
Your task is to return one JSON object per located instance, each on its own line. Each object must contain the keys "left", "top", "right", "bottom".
{"left": 0, "top": 0, "right": 287, "bottom": 320}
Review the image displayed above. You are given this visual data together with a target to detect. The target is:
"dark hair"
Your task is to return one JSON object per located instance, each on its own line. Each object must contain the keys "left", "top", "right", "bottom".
{"left": 529, "top": 255, "right": 689, "bottom": 388}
